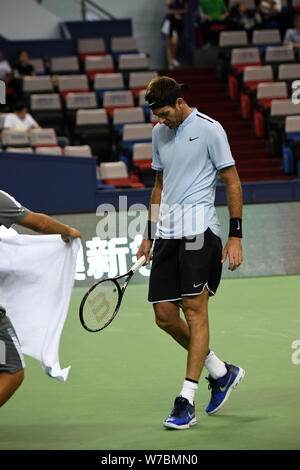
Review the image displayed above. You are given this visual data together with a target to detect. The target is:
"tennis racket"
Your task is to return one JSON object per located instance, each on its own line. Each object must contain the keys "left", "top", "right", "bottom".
{"left": 79, "top": 248, "right": 153, "bottom": 332}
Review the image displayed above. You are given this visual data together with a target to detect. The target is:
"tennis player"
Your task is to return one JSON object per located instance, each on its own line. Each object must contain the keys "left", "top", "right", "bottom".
{"left": 0, "top": 190, "right": 81, "bottom": 407}
{"left": 137, "top": 76, "right": 245, "bottom": 429}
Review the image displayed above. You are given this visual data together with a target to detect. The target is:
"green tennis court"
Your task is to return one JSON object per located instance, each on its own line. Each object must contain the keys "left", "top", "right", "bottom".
{"left": 0, "top": 275, "right": 299, "bottom": 450}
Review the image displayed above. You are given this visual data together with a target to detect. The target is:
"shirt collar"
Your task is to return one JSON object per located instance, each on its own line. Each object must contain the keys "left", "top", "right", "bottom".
{"left": 177, "top": 107, "right": 198, "bottom": 131}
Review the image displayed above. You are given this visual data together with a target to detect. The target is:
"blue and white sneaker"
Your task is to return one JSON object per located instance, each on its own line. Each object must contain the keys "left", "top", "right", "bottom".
{"left": 205, "top": 362, "right": 245, "bottom": 415}
{"left": 163, "top": 396, "right": 197, "bottom": 430}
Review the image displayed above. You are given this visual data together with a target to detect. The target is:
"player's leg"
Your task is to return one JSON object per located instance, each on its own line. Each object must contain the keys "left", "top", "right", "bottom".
{"left": 0, "top": 370, "right": 24, "bottom": 407}
{"left": 154, "top": 301, "right": 189, "bottom": 350}
{"left": 0, "top": 311, "right": 25, "bottom": 407}
{"left": 166, "top": 37, "right": 174, "bottom": 70}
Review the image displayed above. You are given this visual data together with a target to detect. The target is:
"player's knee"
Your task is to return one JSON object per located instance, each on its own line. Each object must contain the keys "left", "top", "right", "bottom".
{"left": 154, "top": 306, "right": 177, "bottom": 331}
{"left": 182, "top": 306, "right": 208, "bottom": 328}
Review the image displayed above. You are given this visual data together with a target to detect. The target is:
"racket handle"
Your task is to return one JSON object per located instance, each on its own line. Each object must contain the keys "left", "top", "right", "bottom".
{"left": 131, "top": 247, "right": 154, "bottom": 274}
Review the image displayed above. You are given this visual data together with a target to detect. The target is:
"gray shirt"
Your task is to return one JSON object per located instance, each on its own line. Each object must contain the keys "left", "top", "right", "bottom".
{"left": 0, "top": 190, "right": 29, "bottom": 317}
{"left": 0, "top": 190, "right": 29, "bottom": 228}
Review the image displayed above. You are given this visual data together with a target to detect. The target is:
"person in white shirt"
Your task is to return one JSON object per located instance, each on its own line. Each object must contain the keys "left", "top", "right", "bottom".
{"left": 4, "top": 101, "right": 41, "bottom": 132}
{"left": 0, "top": 49, "right": 13, "bottom": 84}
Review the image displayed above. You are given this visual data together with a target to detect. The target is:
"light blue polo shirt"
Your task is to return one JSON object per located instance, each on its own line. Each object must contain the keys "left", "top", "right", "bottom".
{"left": 152, "top": 108, "right": 235, "bottom": 238}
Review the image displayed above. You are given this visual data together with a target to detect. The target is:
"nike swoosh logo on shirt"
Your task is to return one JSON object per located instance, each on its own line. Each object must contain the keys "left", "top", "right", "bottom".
{"left": 189, "top": 137, "right": 199, "bottom": 141}
{"left": 219, "top": 374, "right": 232, "bottom": 392}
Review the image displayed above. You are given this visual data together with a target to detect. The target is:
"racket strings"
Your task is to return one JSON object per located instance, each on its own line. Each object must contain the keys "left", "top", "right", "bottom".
{"left": 82, "top": 280, "right": 119, "bottom": 331}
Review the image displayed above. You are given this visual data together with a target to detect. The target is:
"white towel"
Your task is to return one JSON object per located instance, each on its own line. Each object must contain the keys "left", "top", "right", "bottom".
{"left": 0, "top": 234, "right": 80, "bottom": 382}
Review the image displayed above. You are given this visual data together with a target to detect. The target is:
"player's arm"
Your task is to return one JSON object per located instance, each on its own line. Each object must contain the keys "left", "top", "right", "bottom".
{"left": 137, "top": 170, "right": 163, "bottom": 263}
{"left": 218, "top": 165, "right": 243, "bottom": 271}
{"left": 17, "top": 211, "right": 81, "bottom": 242}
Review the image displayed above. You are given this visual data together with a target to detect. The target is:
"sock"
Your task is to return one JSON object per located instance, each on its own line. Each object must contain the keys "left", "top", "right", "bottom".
{"left": 205, "top": 350, "right": 227, "bottom": 379}
{"left": 179, "top": 378, "right": 198, "bottom": 405}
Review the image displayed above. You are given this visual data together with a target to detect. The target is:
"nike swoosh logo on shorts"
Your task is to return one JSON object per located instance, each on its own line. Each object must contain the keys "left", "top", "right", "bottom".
{"left": 219, "top": 374, "right": 232, "bottom": 392}
{"left": 193, "top": 282, "right": 204, "bottom": 289}
{"left": 189, "top": 136, "right": 199, "bottom": 141}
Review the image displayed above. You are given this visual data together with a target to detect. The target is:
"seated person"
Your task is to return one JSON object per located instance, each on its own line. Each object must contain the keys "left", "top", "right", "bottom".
{"left": 284, "top": 13, "right": 300, "bottom": 48}
{"left": 228, "top": 3, "right": 258, "bottom": 32}
{"left": 199, "top": 0, "right": 229, "bottom": 47}
{"left": 4, "top": 101, "right": 41, "bottom": 132}
{"left": 13, "top": 49, "right": 35, "bottom": 79}
{"left": 258, "top": 0, "right": 280, "bottom": 27}
{"left": 0, "top": 49, "right": 13, "bottom": 85}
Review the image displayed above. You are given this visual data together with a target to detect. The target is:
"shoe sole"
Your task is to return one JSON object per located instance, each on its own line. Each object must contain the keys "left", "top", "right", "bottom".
{"left": 163, "top": 418, "right": 197, "bottom": 430}
{"left": 206, "top": 367, "right": 245, "bottom": 415}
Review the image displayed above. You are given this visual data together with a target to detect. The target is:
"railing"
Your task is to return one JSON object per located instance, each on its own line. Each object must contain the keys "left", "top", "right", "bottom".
{"left": 77, "top": 0, "right": 116, "bottom": 20}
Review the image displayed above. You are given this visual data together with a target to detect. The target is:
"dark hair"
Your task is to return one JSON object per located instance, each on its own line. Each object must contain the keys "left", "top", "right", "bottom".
{"left": 145, "top": 76, "right": 182, "bottom": 105}
{"left": 17, "top": 49, "right": 28, "bottom": 58}
{"left": 14, "top": 101, "right": 27, "bottom": 112}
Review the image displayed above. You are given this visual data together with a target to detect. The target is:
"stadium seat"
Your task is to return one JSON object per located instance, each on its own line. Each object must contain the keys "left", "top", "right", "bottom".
{"left": 118, "top": 54, "right": 149, "bottom": 79}
{"left": 113, "top": 107, "right": 145, "bottom": 136}
{"left": 23, "top": 76, "right": 53, "bottom": 94}
{"left": 50, "top": 56, "right": 80, "bottom": 75}
{"left": 150, "top": 110, "right": 159, "bottom": 125}
{"left": 111, "top": 36, "right": 139, "bottom": 61}
{"left": 35, "top": 146, "right": 63, "bottom": 155}
{"left": 282, "top": 116, "right": 300, "bottom": 175}
{"left": 133, "top": 142, "right": 153, "bottom": 170}
{"left": 1, "top": 130, "right": 30, "bottom": 148}
{"left": 78, "top": 38, "right": 106, "bottom": 62}
{"left": 75, "top": 109, "right": 112, "bottom": 162}
{"left": 138, "top": 89, "right": 150, "bottom": 119}
{"left": 240, "top": 66, "right": 274, "bottom": 119}
{"left": 122, "top": 123, "right": 153, "bottom": 152}
{"left": 252, "top": 29, "right": 281, "bottom": 53}
{"left": 58, "top": 74, "right": 89, "bottom": 101}
{"left": 292, "top": 0, "right": 300, "bottom": 11}
{"left": 28, "top": 128, "right": 58, "bottom": 149}
{"left": 228, "top": 0, "right": 255, "bottom": 8}
{"left": 100, "top": 161, "right": 144, "bottom": 188}
{"left": 94, "top": 73, "right": 125, "bottom": 102}
{"left": 256, "top": 82, "right": 288, "bottom": 110}
{"left": 85, "top": 55, "right": 114, "bottom": 81}
{"left": 278, "top": 64, "right": 300, "bottom": 90}
{"left": 30, "top": 93, "right": 64, "bottom": 135}
{"left": 129, "top": 71, "right": 157, "bottom": 99}
{"left": 66, "top": 92, "right": 98, "bottom": 139}
{"left": 103, "top": 90, "right": 134, "bottom": 118}
{"left": 28, "top": 58, "right": 45, "bottom": 75}
{"left": 219, "top": 31, "right": 248, "bottom": 48}
{"left": 64, "top": 145, "right": 93, "bottom": 157}
{"left": 266, "top": 99, "right": 300, "bottom": 155}
{"left": 6, "top": 147, "right": 33, "bottom": 153}
{"left": 264, "top": 47, "right": 295, "bottom": 71}
{"left": 229, "top": 48, "right": 261, "bottom": 100}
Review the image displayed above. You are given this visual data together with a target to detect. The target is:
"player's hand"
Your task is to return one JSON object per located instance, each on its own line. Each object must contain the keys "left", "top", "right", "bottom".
{"left": 137, "top": 239, "right": 153, "bottom": 265}
{"left": 61, "top": 227, "right": 82, "bottom": 243}
{"left": 221, "top": 238, "right": 243, "bottom": 271}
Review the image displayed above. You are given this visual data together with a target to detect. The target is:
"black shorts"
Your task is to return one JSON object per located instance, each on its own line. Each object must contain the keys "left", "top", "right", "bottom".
{"left": 148, "top": 227, "right": 223, "bottom": 303}
{"left": 161, "top": 15, "right": 184, "bottom": 38}
{"left": 0, "top": 308, "right": 25, "bottom": 374}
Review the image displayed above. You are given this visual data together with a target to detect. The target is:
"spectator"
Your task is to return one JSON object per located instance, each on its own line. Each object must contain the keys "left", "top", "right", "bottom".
{"left": 0, "top": 49, "right": 13, "bottom": 85}
{"left": 258, "top": 0, "right": 281, "bottom": 28}
{"left": 3, "top": 101, "right": 41, "bottom": 132}
{"left": 13, "top": 50, "right": 35, "bottom": 79}
{"left": 284, "top": 13, "right": 300, "bottom": 48}
{"left": 161, "top": 0, "right": 189, "bottom": 70}
{"left": 228, "top": 2, "right": 259, "bottom": 36}
{"left": 199, "top": 0, "right": 229, "bottom": 47}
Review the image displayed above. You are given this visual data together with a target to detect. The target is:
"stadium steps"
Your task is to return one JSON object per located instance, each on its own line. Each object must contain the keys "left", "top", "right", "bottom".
{"left": 159, "top": 66, "right": 290, "bottom": 182}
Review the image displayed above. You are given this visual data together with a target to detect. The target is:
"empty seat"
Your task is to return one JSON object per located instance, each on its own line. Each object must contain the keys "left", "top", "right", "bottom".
{"left": 50, "top": 56, "right": 80, "bottom": 74}
{"left": 6, "top": 147, "right": 33, "bottom": 153}
{"left": 243, "top": 65, "right": 273, "bottom": 90}
{"left": 66, "top": 92, "right": 97, "bottom": 110}
{"left": 118, "top": 53, "right": 148, "bottom": 72}
{"left": 231, "top": 48, "right": 261, "bottom": 72}
{"left": 285, "top": 115, "right": 300, "bottom": 133}
{"left": 271, "top": 99, "right": 300, "bottom": 116}
{"left": 94, "top": 73, "right": 125, "bottom": 102}
{"left": 219, "top": 31, "right": 248, "bottom": 48}
{"left": 103, "top": 90, "right": 134, "bottom": 118}
{"left": 64, "top": 145, "right": 92, "bottom": 157}
{"left": 28, "top": 128, "right": 57, "bottom": 147}
{"left": 75, "top": 109, "right": 112, "bottom": 161}
{"left": 122, "top": 123, "right": 153, "bottom": 151}
{"left": 129, "top": 71, "right": 157, "bottom": 98}
{"left": 23, "top": 76, "right": 53, "bottom": 93}
{"left": 111, "top": 36, "right": 139, "bottom": 60}
{"left": 265, "top": 46, "right": 295, "bottom": 64}
{"left": 85, "top": 55, "right": 114, "bottom": 81}
{"left": 257, "top": 82, "right": 288, "bottom": 109}
{"left": 58, "top": 74, "right": 89, "bottom": 100}
{"left": 252, "top": 29, "right": 281, "bottom": 51}
{"left": 278, "top": 64, "right": 300, "bottom": 81}
{"left": 30, "top": 93, "right": 63, "bottom": 135}
{"left": 133, "top": 142, "right": 153, "bottom": 170}
{"left": 78, "top": 38, "right": 106, "bottom": 62}
{"left": 100, "top": 161, "right": 144, "bottom": 188}
{"left": 28, "top": 58, "right": 45, "bottom": 75}
{"left": 35, "top": 146, "right": 62, "bottom": 155}
{"left": 267, "top": 99, "right": 300, "bottom": 156}
{"left": 1, "top": 130, "right": 30, "bottom": 147}
{"left": 113, "top": 107, "right": 145, "bottom": 134}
